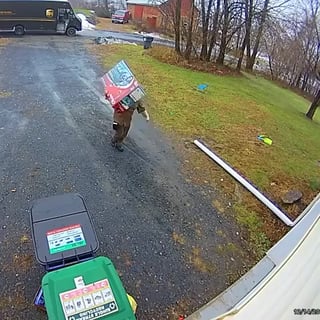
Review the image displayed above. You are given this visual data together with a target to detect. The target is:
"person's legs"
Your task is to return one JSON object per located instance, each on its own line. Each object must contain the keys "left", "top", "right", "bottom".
{"left": 111, "top": 113, "right": 132, "bottom": 151}
{"left": 112, "top": 123, "right": 126, "bottom": 151}
{"left": 123, "top": 125, "right": 130, "bottom": 140}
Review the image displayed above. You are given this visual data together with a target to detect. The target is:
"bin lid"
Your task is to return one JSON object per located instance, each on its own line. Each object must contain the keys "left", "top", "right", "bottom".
{"left": 42, "top": 256, "right": 136, "bottom": 320}
{"left": 143, "top": 36, "right": 154, "bottom": 41}
{"left": 30, "top": 193, "right": 99, "bottom": 267}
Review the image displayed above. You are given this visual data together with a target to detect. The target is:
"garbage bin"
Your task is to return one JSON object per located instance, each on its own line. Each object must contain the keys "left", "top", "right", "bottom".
{"left": 30, "top": 193, "right": 99, "bottom": 271}
{"left": 42, "top": 256, "right": 136, "bottom": 320}
{"left": 143, "top": 36, "right": 154, "bottom": 49}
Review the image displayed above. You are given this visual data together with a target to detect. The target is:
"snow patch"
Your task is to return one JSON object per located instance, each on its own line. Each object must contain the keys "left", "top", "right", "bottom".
{"left": 77, "top": 14, "right": 96, "bottom": 30}
{"left": 94, "top": 36, "right": 137, "bottom": 46}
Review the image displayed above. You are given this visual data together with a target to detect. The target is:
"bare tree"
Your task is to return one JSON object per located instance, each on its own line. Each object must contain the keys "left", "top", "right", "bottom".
{"left": 174, "top": 0, "right": 182, "bottom": 53}
{"left": 207, "top": 0, "right": 222, "bottom": 61}
{"left": 306, "top": 86, "right": 320, "bottom": 119}
{"left": 200, "top": 0, "right": 215, "bottom": 59}
{"left": 237, "top": 0, "right": 252, "bottom": 70}
{"left": 263, "top": 18, "right": 290, "bottom": 79}
{"left": 214, "top": 0, "right": 243, "bottom": 64}
{"left": 246, "top": 0, "right": 270, "bottom": 70}
{"left": 236, "top": 0, "right": 292, "bottom": 71}
{"left": 184, "top": 0, "right": 197, "bottom": 60}
{"left": 159, "top": 0, "right": 320, "bottom": 98}
{"left": 159, "top": 0, "right": 182, "bottom": 53}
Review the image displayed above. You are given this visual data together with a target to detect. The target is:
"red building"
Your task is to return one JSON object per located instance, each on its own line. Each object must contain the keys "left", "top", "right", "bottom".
{"left": 127, "top": 0, "right": 196, "bottom": 31}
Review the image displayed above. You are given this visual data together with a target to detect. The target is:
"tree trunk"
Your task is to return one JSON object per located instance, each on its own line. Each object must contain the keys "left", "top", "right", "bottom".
{"left": 235, "top": 27, "right": 242, "bottom": 51}
{"left": 200, "top": 0, "right": 207, "bottom": 58}
{"left": 295, "top": 72, "right": 302, "bottom": 88}
{"left": 237, "top": 0, "right": 251, "bottom": 70}
{"left": 216, "top": 35, "right": 227, "bottom": 64}
{"left": 200, "top": 0, "right": 214, "bottom": 60}
{"left": 174, "top": 0, "right": 182, "bottom": 54}
{"left": 207, "top": 0, "right": 221, "bottom": 61}
{"left": 301, "top": 73, "right": 309, "bottom": 91}
{"left": 246, "top": 0, "right": 270, "bottom": 70}
{"left": 200, "top": 29, "right": 208, "bottom": 59}
{"left": 184, "top": 0, "right": 195, "bottom": 60}
{"left": 237, "top": 33, "right": 247, "bottom": 70}
{"left": 268, "top": 54, "right": 274, "bottom": 80}
{"left": 216, "top": 0, "right": 228, "bottom": 65}
{"left": 245, "top": 0, "right": 254, "bottom": 69}
{"left": 306, "top": 88, "right": 320, "bottom": 120}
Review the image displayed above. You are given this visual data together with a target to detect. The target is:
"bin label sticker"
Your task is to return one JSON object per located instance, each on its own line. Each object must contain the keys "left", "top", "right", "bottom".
{"left": 59, "top": 279, "right": 118, "bottom": 320}
{"left": 46, "top": 224, "right": 86, "bottom": 254}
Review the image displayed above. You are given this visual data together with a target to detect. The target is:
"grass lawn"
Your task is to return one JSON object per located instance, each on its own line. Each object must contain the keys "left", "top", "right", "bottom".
{"left": 74, "top": 8, "right": 93, "bottom": 16}
{"left": 92, "top": 44, "right": 320, "bottom": 258}
{"left": 95, "top": 17, "right": 136, "bottom": 33}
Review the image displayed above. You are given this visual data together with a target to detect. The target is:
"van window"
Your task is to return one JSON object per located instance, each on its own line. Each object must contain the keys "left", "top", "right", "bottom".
{"left": 115, "top": 10, "right": 125, "bottom": 15}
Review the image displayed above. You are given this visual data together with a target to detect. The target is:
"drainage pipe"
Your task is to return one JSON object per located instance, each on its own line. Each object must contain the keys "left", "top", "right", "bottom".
{"left": 194, "top": 139, "right": 295, "bottom": 227}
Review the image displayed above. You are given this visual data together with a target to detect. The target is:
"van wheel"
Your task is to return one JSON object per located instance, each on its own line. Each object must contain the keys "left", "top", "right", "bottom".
{"left": 14, "top": 25, "right": 25, "bottom": 36}
{"left": 66, "top": 27, "right": 76, "bottom": 37}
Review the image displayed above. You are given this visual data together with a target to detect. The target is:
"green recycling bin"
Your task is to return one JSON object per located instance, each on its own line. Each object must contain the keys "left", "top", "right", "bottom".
{"left": 42, "top": 256, "right": 136, "bottom": 320}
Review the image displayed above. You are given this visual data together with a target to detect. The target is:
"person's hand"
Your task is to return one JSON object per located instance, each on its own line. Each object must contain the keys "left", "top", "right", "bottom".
{"left": 142, "top": 110, "right": 150, "bottom": 121}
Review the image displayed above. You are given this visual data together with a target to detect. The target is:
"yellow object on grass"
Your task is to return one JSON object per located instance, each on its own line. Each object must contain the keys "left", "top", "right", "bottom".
{"left": 258, "top": 135, "right": 272, "bottom": 146}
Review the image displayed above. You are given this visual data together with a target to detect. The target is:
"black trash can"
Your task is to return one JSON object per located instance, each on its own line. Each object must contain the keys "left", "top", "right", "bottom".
{"left": 143, "top": 36, "right": 154, "bottom": 49}
{"left": 31, "top": 193, "right": 100, "bottom": 310}
{"left": 30, "top": 193, "right": 99, "bottom": 271}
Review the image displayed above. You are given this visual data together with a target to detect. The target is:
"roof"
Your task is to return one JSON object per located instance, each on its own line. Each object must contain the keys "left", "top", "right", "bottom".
{"left": 186, "top": 194, "right": 320, "bottom": 320}
{"left": 126, "top": 0, "right": 162, "bottom": 6}
{"left": 220, "top": 214, "right": 320, "bottom": 320}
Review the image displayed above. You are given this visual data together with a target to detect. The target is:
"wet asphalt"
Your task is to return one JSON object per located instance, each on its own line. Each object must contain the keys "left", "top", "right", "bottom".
{"left": 0, "top": 33, "right": 249, "bottom": 320}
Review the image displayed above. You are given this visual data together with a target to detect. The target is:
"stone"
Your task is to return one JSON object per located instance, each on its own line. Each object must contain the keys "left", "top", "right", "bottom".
{"left": 281, "top": 190, "right": 303, "bottom": 204}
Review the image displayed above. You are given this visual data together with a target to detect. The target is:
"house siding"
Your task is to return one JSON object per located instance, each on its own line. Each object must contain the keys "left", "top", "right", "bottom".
{"left": 128, "top": 4, "right": 162, "bottom": 29}
{"left": 128, "top": 0, "right": 197, "bottom": 31}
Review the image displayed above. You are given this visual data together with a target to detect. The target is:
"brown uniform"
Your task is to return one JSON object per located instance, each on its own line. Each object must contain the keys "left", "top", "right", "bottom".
{"left": 112, "top": 102, "right": 146, "bottom": 146}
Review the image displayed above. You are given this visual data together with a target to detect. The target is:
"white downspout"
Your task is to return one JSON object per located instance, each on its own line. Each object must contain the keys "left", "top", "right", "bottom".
{"left": 194, "top": 140, "right": 295, "bottom": 227}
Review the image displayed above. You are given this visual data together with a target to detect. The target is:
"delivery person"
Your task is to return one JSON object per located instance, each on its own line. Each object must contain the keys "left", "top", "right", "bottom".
{"left": 111, "top": 100, "right": 150, "bottom": 152}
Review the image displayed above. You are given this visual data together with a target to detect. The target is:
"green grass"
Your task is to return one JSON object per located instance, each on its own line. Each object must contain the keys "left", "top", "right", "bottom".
{"left": 234, "top": 204, "right": 271, "bottom": 259}
{"left": 309, "top": 178, "right": 320, "bottom": 191}
{"left": 96, "top": 44, "right": 320, "bottom": 253}
{"left": 74, "top": 8, "right": 93, "bottom": 16}
{"left": 99, "top": 45, "right": 320, "bottom": 178}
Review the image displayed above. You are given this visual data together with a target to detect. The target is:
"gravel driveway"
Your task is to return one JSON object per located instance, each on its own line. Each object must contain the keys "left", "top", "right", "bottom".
{"left": 0, "top": 34, "right": 249, "bottom": 320}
